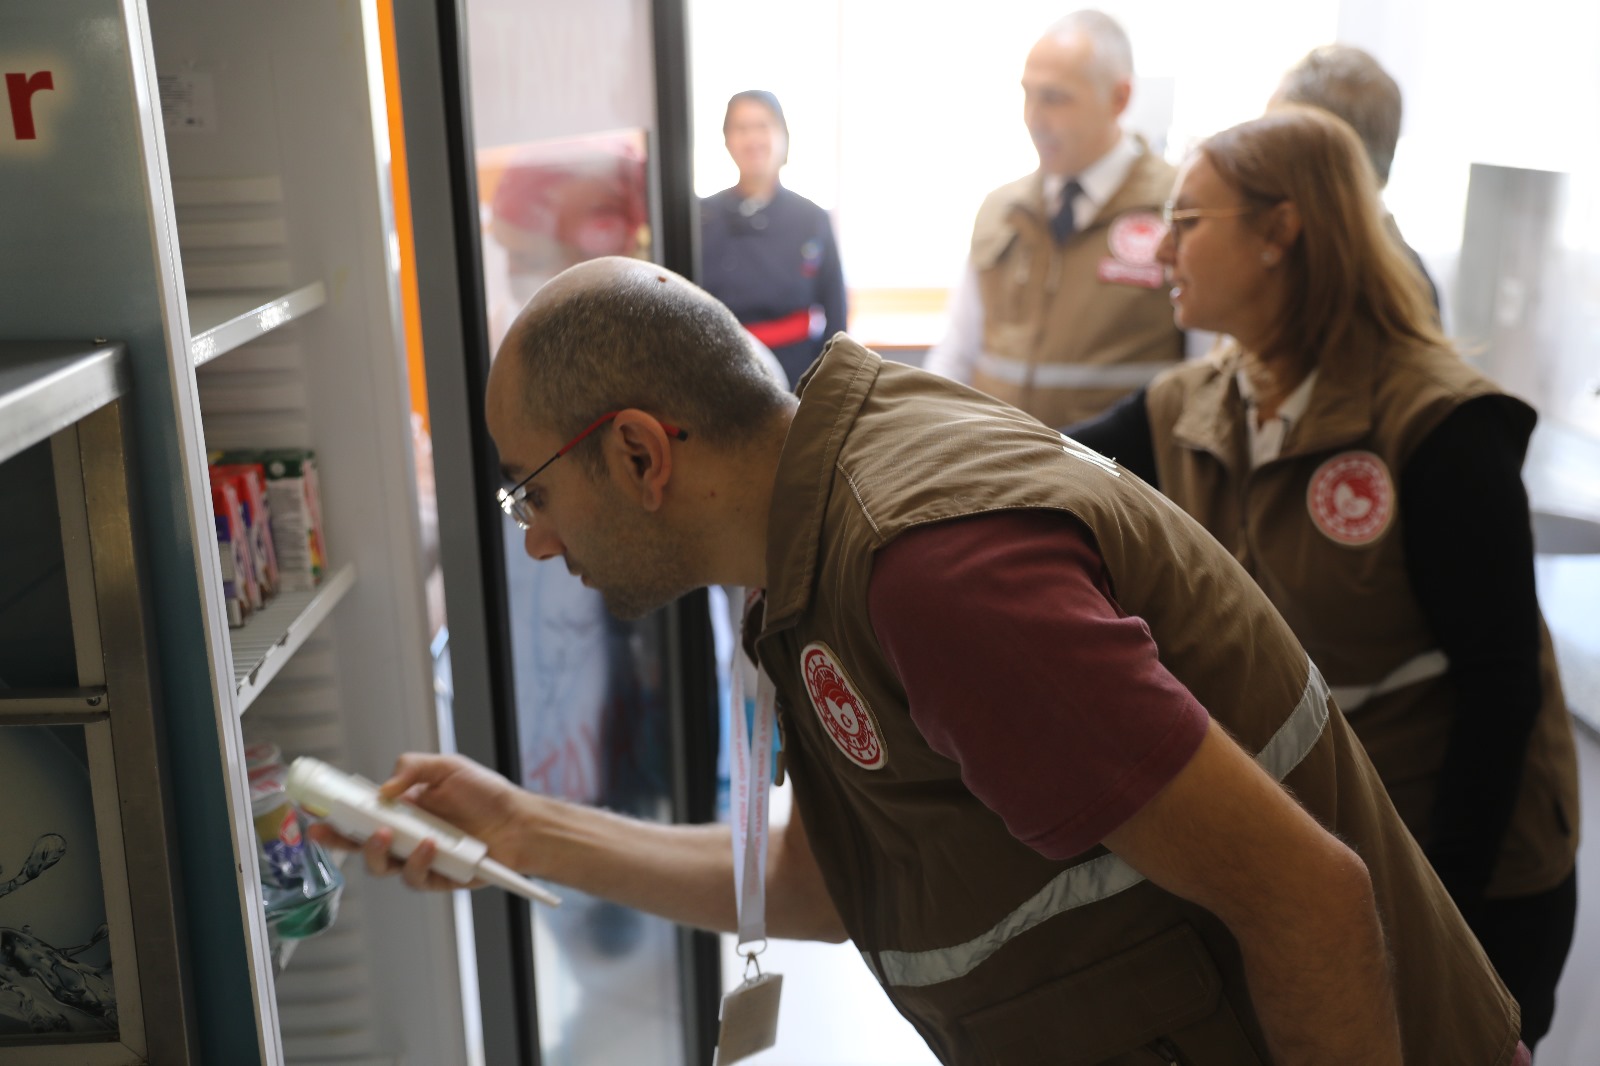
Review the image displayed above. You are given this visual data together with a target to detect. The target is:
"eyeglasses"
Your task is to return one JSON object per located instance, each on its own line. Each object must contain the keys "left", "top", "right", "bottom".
{"left": 1161, "top": 202, "right": 1259, "bottom": 249}
{"left": 497, "top": 410, "right": 689, "bottom": 530}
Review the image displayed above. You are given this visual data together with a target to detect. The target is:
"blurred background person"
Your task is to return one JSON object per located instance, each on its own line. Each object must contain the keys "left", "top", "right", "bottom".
{"left": 1066, "top": 106, "right": 1579, "bottom": 1050}
{"left": 1271, "top": 44, "right": 1440, "bottom": 317}
{"left": 481, "top": 132, "right": 652, "bottom": 345}
{"left": 924, "top": 9, "right": 1181, "bottom": 426}
{"left": 699, "top": 90, "right": 847, "bottom": 389}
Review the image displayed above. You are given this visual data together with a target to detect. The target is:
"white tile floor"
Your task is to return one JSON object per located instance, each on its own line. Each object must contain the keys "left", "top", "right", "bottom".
{"left": 716, "top": 933, "right": 936, "bottom": 1066}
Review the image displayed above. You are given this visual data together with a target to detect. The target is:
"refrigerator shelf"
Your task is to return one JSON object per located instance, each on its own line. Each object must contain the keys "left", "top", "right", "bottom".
{"left": 233, "top": 562, "right": 356, "bottom": 714}
{"left": 0, "top": 341, "right": 128, "bottom": 464}
{"left": 189, "top": 282, "right": 327, "bottom": 367}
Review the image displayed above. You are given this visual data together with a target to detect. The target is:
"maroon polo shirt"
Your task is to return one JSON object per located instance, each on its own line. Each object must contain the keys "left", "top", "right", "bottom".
{"left": 867, "top": 508, "right": 1208, "bottom": 860}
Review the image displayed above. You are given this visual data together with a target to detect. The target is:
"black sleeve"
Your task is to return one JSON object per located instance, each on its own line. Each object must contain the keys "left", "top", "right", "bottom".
{"left": 814, "top": 211, "right": 848, "bottom": 342}
{"left": 1401, "top": 397, "right": 1543, "bottom": 919}
{"left": 1062, "top": 388, "right": 1160, "bottom": 488}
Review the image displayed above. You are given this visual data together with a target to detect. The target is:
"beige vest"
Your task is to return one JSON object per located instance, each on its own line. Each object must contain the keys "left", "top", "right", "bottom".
{"left": 752, "top": 336, "right": 1518, "bottom": 1065}
{"left": 1145, "top": 339, "right": 1579, "bottom": 898}
{"left": 969, "top": 145, "right": 1182, "bottom": 427}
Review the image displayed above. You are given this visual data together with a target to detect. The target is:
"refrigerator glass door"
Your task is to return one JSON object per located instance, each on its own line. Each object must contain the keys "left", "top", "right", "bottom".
{"left": 461, "top": 3, "right": 690, "bottom": 1062}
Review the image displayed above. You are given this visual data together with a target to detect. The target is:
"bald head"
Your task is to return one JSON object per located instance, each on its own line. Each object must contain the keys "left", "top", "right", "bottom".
{"left": 1038, "top": 10, "right": 1133, "bottom": 95}
{"left": 1022, "top": 10, "right": 1132, "bottom": 176}
{"left": 515, "top": 254, "right": 674, "bottom": 315}
{"left": 494, "top": 257, "right": 792, "bottom": 474}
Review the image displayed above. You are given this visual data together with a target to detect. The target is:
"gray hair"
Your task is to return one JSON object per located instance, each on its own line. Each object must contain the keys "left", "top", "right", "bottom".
{"left": 1276, "top": 45, "right": 1402, "bottom": 186}
{"left": 1042, "top": 10, "right": 1134, "bottom": 92}
{"left": 510, "top": 264, "right": 791, "bottom": 475}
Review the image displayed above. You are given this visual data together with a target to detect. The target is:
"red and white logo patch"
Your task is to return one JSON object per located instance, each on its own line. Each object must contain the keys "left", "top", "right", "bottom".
{"left": 1108, "top": 210, "right": 1164, "bottom": 265}
{"left": 800, "top": 642, "right": 886, "bottom": 770}
{"left": 1307, "top": 451, "right": 1395, "bottom": 545}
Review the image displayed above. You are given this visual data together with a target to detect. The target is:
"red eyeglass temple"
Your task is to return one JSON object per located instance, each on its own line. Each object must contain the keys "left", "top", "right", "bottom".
{"left": 555, "top": 411, "right": 688, "bottom": 458}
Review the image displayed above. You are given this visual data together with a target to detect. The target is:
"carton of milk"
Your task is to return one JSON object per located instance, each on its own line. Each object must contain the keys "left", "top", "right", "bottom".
{"left": 258, "top": 449, "right": 327, "bottom": 591}
{"left": 211, "top": 478, "right": 253, "bottom": 626}
{"left": 211, "top": 462, "right": 280, "bottom": 600}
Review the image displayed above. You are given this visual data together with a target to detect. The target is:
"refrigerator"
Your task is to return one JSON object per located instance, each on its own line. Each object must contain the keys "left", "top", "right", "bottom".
{"left": 2, "top": 0, "right": 715, "bottom": 1062}
{"left": 3, "top": 0, "right": 484, "bottom": 1062}
{"left": 390, "top": 1, "right": 723, "bottom": 1064}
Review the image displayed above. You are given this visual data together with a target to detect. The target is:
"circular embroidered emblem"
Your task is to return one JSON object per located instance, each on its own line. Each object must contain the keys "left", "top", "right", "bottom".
{"left": 800, "top": 238, "right": 822, "bottom": 277}
{"left": 1307, "top": 451, "right": 1396, "bottom": 545}
{"left": 800, "top": 642, "right": 887, "bottom": 770}
{"left": 1108, "top": 210, "right": 1165, "bottom": 264}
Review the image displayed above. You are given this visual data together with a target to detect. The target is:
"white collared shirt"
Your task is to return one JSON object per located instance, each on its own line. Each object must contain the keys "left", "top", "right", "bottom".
{"left": 1237, "top": 367, "right": 1319, "bottom": 468}
{"left": 1042, "top": 132, "right": 1142, "bottom": 235}
{"left": 927, "top": 133, "right": 1143, "bottom": 384}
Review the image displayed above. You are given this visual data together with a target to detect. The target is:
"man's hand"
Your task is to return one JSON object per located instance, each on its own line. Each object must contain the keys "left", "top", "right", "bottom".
{"left": 1101, "top": 720, "right": 1403, "bottom": 1065}
{"left": 306, "top": 751, "right": 847, "bottom": 941}
{"left": 306, "top": 753, "right": 535, "bottom": 892}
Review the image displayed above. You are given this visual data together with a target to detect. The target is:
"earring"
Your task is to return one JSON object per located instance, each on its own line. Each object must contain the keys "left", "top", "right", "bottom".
{"left": 1261, "top": 248, "right": 1280, "bottom": 266}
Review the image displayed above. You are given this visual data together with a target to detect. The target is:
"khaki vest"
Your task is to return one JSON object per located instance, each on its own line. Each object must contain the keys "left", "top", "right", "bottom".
{"left": 752, "top": 336, "right": 1518, "bottom": 1065}
{"left": 969, "top": 144, "right": 1182, "bottom": 427}
{"left": 1145, "top": 339, "right": 1579, "bottom": 898}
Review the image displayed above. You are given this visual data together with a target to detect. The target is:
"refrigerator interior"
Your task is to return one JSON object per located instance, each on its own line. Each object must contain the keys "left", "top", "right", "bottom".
{"left": 141, "top": 0, "right": 470, "bottom": 1061}
{"left": 458, "top": 1, "right": 696, "bottom": 1059}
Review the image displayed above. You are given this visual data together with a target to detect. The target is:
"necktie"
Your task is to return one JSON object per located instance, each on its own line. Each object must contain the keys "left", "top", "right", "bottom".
{"left": 1051, "top": 179, "right": 1085, "bottom": 244}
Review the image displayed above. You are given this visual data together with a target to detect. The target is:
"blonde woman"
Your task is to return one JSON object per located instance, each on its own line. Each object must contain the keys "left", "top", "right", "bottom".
{"left": 1067, "top": 106, "right": 1577, "bottom": 1050}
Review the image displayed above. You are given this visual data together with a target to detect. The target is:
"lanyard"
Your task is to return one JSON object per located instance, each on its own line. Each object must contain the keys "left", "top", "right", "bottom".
{"left": 728, "top": 654, "right": 776, "bottom": 950}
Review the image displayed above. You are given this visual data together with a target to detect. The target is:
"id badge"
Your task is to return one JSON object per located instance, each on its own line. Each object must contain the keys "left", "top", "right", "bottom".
{"left": 715, "top": 971, "right": 783, "bottom": 1065}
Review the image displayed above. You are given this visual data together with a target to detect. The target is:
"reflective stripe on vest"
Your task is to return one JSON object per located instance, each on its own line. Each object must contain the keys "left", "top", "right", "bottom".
{"left": 1328, "top": 649, "right": 1448, "bottom": 713}
{"left": 865, "top": 658, "right": 1333, "bottom": 989}
{"left": 975, "top": 351, "right": 1172, "bottom": 390}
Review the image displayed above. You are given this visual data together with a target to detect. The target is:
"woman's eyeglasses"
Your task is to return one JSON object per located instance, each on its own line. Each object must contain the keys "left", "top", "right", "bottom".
{"left": 1161, "top": 202, "right": 1260, "bottom": 248}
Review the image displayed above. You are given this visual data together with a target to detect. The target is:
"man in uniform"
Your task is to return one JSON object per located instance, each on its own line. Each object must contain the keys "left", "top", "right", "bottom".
{"left": 924, "top": 10, "right": 1182, "bottom": 426}
{"left": 328, "top": 259, "right": 1533, "bottom": 1065}
{"left": 1271, "top": 44, "right": 1441, "bottom": 314}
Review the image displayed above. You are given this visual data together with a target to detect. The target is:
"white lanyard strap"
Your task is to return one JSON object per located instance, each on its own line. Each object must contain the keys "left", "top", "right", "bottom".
{"left": 729, "top": 657, "right": 777, "bottom": 950}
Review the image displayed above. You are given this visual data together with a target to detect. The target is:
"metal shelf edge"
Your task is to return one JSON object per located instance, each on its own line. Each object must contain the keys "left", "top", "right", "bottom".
{"left": 0, "top": 342, "right": 129, "bottom": 464}
{"left": 190, "top": 281, "right": 328, "bottom": 367}
{"left": 233, "top": 562, "right": 357, "bottom": 714}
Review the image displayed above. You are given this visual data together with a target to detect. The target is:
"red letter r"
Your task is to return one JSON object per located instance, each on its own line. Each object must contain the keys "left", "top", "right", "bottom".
{"left": 7, "top": 71, "right": 55, "bottom": 140}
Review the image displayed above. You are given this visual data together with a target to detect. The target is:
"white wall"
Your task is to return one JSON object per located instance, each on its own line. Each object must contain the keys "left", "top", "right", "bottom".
{"left": 690, "top": 0, "right": 1600, "bottom": 299}
{"left": 688, "top": 0, "right": 1337, "bottom": 286}
{"left": 690, "top": 0, "right": 1342, "bottom": 288}
{"left": 1340, "top": 0, "right": 1600, "bottom": 249}
{"left": 465, "top": 0, "right": 655, "bottom": 151}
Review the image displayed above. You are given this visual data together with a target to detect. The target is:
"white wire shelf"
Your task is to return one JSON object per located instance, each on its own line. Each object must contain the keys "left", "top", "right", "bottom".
{"left": 189, "top": 281, "right": 327, "bottom": 366}
{"left": 232, "top": 562, "right": 356, "bottom": 714}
